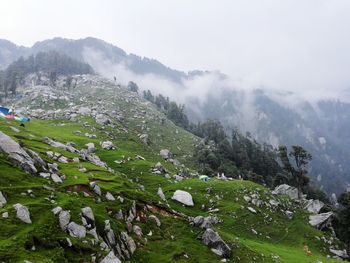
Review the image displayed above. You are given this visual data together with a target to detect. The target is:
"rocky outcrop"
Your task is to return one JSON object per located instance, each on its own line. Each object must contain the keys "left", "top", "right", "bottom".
{"left": 330, "top": 249, "right": 349, "bottom": 259}
{"left": 0, "top": 131, "right": 37, "bottom": 174}
{"left": 172, "top": 190, "right": 194, "bottom": 206}
{"left": 272, "top": 184, "right": 301, "bottom": 200}
{"left": 13, "top": 203, "right": 32, "bottom": 224}
{"left": 202, "top": 228, "right": 231, "bottom": 258}
{"left": 304, "top": 199, "right": 324, "bottom": 214}
{"left": 309, "top": 212, "right": 333, "bottom": 229}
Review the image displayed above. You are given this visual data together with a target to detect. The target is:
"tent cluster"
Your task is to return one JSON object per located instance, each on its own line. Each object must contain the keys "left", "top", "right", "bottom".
{"left": 0, "top": 106, "right": 30, "bottom": 123}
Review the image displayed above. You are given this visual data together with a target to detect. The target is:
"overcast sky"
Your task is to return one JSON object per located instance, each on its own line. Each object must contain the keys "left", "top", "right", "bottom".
{"left": 1, "top": 0, "right": 350, "bottom": 93}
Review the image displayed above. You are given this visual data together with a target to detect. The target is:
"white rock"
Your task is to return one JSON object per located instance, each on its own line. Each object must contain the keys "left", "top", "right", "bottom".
{"left": 51, "top": 173, "right": 63, "bottom": 183}
{"left": 13, "top": 203, "right": 31, "bottom": 224}
{"left": 101, "top": 141, "right": 115, "bottom": 150}
{"left": 247, "top": 207, "right": 257, "bottom": 214}
{"left": 272, "top": 184, "right": 301, "bottom": 200}
{"left": 67, "top": 222, "right": 86, "bottom": 238}
{"left": 304, "top": 199, "right": 324, "bottom": 214}
{"left": 51, "top": 206, "right": 62, "bottom": 215}
{"left": 100, "top": 251, "right": 121, "bottom": 263}
{"left": 172, "top": 190, "right": 194, "bottom": 206}
{"left": 157, "top": 187, "right": 166, "bottom": 201}
{"left": 59, "top": 210, "right": 71, "bottom": 231}
{"left": 309, "top": 212, "right": 333, "bottom": 227}
{"left": 105, "top": 192, "right": 115, "bottom": 201}
{"left": 85, "top": 143, "right": 96, "bottom": 153}
{"left": 330, "top": 249, "right": 349, "bottom": 259}
{"left": 2, "top": 212, "right": 9, "bottom": 218}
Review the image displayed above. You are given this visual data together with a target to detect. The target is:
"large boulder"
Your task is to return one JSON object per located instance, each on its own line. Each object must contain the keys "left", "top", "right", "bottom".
{"left": 304, "top": 199, "right": 324, "bottom": 214}
{"left": 100, "top": 251, "right": 122, "bottom": 263}
{"left": 272, "top": 184, "right": 300, "bottom": 200}
{"left": 309, "top": 212, "right": 333, "bottom": 229}
{"left": 13, "top": 203, "right": 32, "bottom": 224}
{"left": 0, "top": 131, "right": 37, "bottom": 174}
{"left": 202, "top": 228, "right": 231, "bottom": 258}
{"left": 172, "top": 190, "right": 194, "bottom": 206}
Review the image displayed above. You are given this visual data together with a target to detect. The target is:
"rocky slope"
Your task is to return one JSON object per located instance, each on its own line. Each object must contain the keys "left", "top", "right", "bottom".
{"left": 0, "top": 74, "right": 346, "bottom": 262}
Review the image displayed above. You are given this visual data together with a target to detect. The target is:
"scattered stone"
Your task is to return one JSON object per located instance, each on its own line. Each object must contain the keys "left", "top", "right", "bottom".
{"left": 101, "top": 141, "right": 116, "bottom": 150}
{"left": 100, "top": 251, "right": 122, "bottom": 263}
{"left": 105, "top": 192, "right": 116, "bottom": 201}
{"left": 247, "top": 207, "right": 257, "bottom": 214}
{"left": 13, "top": 203, "right": 31, "bottom": 224}
{"left": 67, "top": 222, "right": 86, "bottom": 238}
{"left": 95, "top": 114, "right": 111, "bottom": 125}
{"left": 51, "top": 173, "right": 63, "bottom": 183}
{"left": 160, "top": 149, "right": 172, "bottom": 160}
{"left": 58, "top": 210, "right": 71, "bottom": 231}
{"left": 149, "top": 215, "right": 161, "bottom": 227}
{"left": 39, "top": 172, "right": 51, "bottom": 179}
{"left": 90, "top": 182, "right": 102, "bottom": 196}
{"left": 0, "top": 191, "right": 7, "bottom": 208}
{"left": 51, "top": 206, "right": 62, "bottom": 215}
{"left": 202, "top": 228, "right": 231, "bottom": 258}
{"left": 139, "top": 134, "right": 149, "bottom": 145}
{"left": 85, "top": 143, "right": 96, "bottom": 153}
{"left": 120, "top": 231, "right": 136, "bottom": 255}
{"left": 172, "top": 190, "right": 194, "bottom": 206}
{"left": 157, "top": 187, "right": 166, "bottom": 201}
{"left": 2, "top": 212, "right": 9, "bottom": 218}
{"left": 133, "top": 225, "right": 143, "bottom": 239}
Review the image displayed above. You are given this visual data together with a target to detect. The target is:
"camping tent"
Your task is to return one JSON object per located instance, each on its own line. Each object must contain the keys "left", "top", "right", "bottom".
{"left": 199, "top": 175, "right": 209, "bottom": 182}
{"left": 0, "top": 106, "right": 9, "bottom": 115}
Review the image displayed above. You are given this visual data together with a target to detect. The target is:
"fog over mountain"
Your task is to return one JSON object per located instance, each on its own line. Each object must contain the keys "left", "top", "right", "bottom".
{"left": 1, "top": 36, "right": 350, "bottom": 194}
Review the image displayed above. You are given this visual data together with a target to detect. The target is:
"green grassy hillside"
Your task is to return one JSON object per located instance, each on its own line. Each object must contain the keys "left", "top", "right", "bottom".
{"left": 0, "top": 75, "right": 344, "bottom": 262}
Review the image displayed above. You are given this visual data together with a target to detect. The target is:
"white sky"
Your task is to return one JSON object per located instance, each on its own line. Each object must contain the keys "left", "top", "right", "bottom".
{"left": 1, "top": 0, "right": 350, "bottom": 93}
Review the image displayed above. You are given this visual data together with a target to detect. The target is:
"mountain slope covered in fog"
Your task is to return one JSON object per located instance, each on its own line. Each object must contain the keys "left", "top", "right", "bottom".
{"left": 1, "top": 37, "right": 350, "bottom": 194}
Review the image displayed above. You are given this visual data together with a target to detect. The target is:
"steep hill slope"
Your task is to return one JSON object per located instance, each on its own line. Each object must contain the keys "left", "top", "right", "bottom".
{"left": 0, "top": 75, "right": 345, "bottom": 262}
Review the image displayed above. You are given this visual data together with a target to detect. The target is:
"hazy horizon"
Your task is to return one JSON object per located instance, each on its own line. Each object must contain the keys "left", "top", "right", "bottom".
{"left": 2, "top": 0, "right": 350, "bottom": 96}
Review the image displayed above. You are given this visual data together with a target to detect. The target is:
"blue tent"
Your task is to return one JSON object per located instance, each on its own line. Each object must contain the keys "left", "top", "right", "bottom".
{"left": 0, "top": 106, "right": 9, "bottom": 115}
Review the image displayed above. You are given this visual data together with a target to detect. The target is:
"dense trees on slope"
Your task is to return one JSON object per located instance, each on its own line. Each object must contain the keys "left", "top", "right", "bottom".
{"left": 278, "top": 146, "right": 312, "bottom": 198}
{"left": 0, "top": 51, "right": 93, "bottom": 97}
{"left": 143, "top": 89, "right": 189, "bottom": 129}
